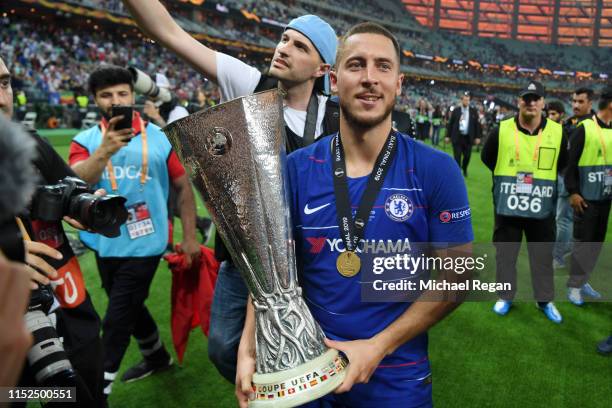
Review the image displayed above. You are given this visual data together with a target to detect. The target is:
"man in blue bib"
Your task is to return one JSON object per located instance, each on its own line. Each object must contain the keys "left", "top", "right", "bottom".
{"left": 235, "top": 23, "right": 473, "bottom": 408}
{"left": 69, "top": 65, "right": 199, "bottom": 399}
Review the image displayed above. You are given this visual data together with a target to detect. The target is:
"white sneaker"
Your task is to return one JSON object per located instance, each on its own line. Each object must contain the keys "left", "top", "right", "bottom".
{"left": 538, "top": 302, "right": 563, "bottom": 324}
{"left": 581, "top": 283, "right": 602, "bottom": 299}
{"left": 493, "top": 299, "right": 512, "bottom": 315}
{"left": 567, "top": 287, "right": 584, "bottom": 306}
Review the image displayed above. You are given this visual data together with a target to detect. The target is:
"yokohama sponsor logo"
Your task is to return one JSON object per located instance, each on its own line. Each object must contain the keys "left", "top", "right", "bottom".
{"left": 306, "top": 237, "right": 412, "bottom": 254}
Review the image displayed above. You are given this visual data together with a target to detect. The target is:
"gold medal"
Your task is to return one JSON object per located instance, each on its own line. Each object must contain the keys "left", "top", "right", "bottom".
{"left": 336, "top": 251, "right": 361, "bottom": 277}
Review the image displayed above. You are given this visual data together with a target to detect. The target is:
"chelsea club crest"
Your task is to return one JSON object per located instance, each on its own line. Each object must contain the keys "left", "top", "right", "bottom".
{"left": 385, "top": 194, "right": 414, "bottom": 222}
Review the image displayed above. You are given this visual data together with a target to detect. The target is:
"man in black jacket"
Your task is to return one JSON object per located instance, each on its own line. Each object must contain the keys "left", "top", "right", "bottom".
{"left": 1, "top": 56, "right": 105, "bottom": 406}
{"left": 563, "top": 86, "right": 612, "bottom": 306}
{"left": 446, "top": 92, "right": 481, "bottom": 177}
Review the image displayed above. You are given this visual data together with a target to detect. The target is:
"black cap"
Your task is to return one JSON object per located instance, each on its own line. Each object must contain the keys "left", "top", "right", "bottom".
{"left": 519, "top": 81, "right": 545, "bottom": 98}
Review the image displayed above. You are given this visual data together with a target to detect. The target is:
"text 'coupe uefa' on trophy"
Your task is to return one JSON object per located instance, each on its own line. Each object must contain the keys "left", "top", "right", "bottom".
{"left": 164, "top": 89, "right": 347, "bottom": 407}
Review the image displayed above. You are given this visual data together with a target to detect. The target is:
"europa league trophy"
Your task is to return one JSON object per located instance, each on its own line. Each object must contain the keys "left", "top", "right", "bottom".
{"left": 165, "top": 89, "right": 347, "bottom": 407}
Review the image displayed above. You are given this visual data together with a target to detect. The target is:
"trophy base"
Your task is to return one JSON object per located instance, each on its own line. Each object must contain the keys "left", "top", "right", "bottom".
{"left": 249, "top": 349, "right": 348, "bottom": 408}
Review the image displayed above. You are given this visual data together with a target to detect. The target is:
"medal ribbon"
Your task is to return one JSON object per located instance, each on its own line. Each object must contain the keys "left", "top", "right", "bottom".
{"left": 331, "top": 131, "right": 398, "bottom": 253}
{"left": 100, "top": 118, "right": 148, "bottom": 192}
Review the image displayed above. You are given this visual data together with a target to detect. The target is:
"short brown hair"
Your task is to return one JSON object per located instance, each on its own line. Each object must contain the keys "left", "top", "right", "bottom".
{"left": 336, "top": 22, "right": 401, "bottom": 67}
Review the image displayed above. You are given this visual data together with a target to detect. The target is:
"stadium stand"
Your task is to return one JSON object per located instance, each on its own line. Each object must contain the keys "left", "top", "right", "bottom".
{"left": 0, "top": 0, "right": 609, "bottom": 129}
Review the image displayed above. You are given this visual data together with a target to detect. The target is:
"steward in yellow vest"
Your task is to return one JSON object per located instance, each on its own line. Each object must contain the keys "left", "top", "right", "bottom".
{"left": 563, "top": 86, "right": 612, "bottom": 304}
{"left": 481, "top": 81, "right": 568, "bottom": 323}
{"left": 567, "top": 117, "right": 612, "bottom": 201}
{"left": 493, "top": 117, "right": 563, "bottom": 218}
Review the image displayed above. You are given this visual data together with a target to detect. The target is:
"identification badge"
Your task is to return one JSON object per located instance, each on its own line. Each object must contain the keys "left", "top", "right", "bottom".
{"left": 516, "top": 172, "right": 534, "bottom": 194}
{"left": 336, "top": 251, "right": 361, "bottom": 278}
{"left": 126, "top": 201, "right": 155, "bottom": 239}
{"left": 604, "top": 168, "right": 612, "bottom": 187}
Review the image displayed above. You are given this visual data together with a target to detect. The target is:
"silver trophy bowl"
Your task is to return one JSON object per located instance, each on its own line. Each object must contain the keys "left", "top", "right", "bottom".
{"left": 165, "top": 89, "right": 347, "bottom": 407}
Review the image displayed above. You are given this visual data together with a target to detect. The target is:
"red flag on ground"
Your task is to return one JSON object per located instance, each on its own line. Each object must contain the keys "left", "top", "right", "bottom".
{"left": 165, "top": 245, "right": 219, "bottom": 364}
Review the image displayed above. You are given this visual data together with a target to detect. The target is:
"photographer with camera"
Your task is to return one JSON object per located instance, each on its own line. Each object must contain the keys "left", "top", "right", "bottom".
{"left": 69, "top": 64, "right": 199, "bottom": 398}
{"left": 1, "top": 57, "right": 107, "bottom": 406}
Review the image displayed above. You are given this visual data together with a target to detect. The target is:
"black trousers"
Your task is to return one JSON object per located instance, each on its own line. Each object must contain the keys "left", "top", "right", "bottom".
{"left": 567, "top": 200, "right": 611, "bottom": 288}
{"left": 95, "top": 255, "right": 167, "bottom": 375}
{"left": 493, "top": 214, "right": 556, "bottom": 302}
{"left": 452, "top": 137, "right": 472, "bottom": 174}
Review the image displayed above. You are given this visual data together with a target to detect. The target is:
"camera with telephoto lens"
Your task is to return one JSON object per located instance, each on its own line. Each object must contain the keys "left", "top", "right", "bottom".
{"left": 129, "top": 66, "right": 172, "bottom": 103}
{"left": 25, "top": 284, "right": 81, "bottom": 387}
{"left": 30, "top": 176, "right": 128, "bottom": 238}
{"left": 0, "top": 204, "right": 81, "bottom": 389}
{"left": 0, "top": 117, "right": 93, "bottom": 394}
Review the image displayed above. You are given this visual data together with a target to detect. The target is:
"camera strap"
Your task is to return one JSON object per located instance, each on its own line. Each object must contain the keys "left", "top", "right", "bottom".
{"left": 100, "top": 118, "right": 148, "bottom": 192}
{"left": 15, "top": 217, "right": 30, "bottom": 241}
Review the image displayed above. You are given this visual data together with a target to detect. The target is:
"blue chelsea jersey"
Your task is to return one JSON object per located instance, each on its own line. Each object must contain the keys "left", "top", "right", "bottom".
{"left": 287, "top": 132, "right": 473, "bottom": 367}
{"left": 73, "top": 123, "right": 172, "bottom": 258}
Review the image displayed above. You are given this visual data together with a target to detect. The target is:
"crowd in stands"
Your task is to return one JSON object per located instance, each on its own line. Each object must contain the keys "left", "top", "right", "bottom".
{"left": 0, "top": 18, "right": 254, "bottom": 104}
{"left": 206, "top": 0, "right": 609, "bottom": 73}
{"left": 1, "top": 0, "right": 608, "bottom": 130}
{"left": 74, "top": 0, "right": 609, "bottom": 75}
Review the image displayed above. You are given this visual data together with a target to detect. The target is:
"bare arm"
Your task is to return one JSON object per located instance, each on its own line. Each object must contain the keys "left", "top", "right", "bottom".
{"left": 122, "top": 0, "right": 218, "bottom": 82}
{"left": 235, "top": 298, "right": 256, "bottom": 408}
{"left": 373, "top": 243, "right": 471, "bottom": 355}
{"left": 71, "top": 116, "right": 133, "bottom": 184}
{"left": 329, "top": 243, "right": 472, "bottom": 393}
{"left": 171, "top": 174, "right": 199, "bottom": 266}
{"left": 71, "top": 147, "right": 113, "bottom": 184}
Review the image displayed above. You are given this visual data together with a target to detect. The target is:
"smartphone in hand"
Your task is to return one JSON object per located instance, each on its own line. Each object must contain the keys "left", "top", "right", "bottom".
{"left": 111, "top": 105, "right": 133, "bottom": 140}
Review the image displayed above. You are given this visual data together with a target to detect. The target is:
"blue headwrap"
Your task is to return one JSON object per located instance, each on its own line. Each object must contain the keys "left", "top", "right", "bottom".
{"left": 285, "top": 15, "right": 337, "bottom": 94}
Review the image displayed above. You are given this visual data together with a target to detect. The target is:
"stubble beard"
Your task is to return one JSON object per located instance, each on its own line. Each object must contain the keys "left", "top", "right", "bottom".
{"left": 340, "top": 99, "right": 394, "bottom": 131}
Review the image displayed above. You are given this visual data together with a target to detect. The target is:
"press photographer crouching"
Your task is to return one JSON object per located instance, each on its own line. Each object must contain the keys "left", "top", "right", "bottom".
{"left": 1, "top": 56, "right": 128, "bottom": 407}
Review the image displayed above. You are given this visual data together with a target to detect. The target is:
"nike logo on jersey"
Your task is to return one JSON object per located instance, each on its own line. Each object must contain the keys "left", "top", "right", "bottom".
{"left": 304, "top": 202, "right": 331, "bottom": 215}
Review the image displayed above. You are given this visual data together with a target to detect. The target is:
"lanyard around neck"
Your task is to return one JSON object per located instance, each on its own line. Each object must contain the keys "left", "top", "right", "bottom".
{"left": 100, "top": 118, "right": 148, "bottom": 191}
{"left": 513, "top": 121, "right": 543, "bottom": 165}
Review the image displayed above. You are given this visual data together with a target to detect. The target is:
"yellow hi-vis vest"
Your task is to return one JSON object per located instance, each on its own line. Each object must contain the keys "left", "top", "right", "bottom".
{"left": 76, "top": 95, "right": 89, "bottom": 109}
{"left": 493, "top": 117, "right": 562, "bottom": 218}
{"left": 577, "top": 117, "right": 612, "bottom": 201}
{"left": 16, "top": 91, "right": 26, "bottom": 106}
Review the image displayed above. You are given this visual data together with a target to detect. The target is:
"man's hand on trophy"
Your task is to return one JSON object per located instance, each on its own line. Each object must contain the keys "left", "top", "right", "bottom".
{"left": 324, "top": 337, "right": 386, "bottom": 394}
{"left": 235, "top": 351, "right": 256, "bottom": 408}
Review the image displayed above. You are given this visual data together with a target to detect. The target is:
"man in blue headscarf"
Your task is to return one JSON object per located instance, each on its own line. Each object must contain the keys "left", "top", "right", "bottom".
{"left": 121, "top": 0, "right": 340, "bottom": 383}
